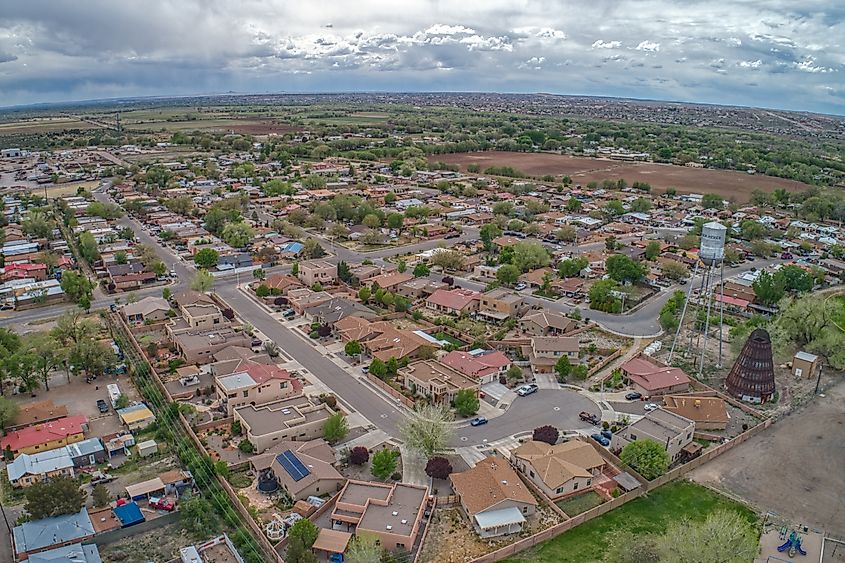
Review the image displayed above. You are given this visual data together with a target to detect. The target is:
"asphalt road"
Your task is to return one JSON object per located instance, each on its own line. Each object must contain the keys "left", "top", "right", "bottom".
{"left": 453, "top": 389, "right": 601, "bottom": 445}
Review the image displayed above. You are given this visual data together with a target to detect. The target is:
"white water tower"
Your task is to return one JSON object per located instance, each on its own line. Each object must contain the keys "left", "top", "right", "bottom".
{"left": 669, "top": 221, "right": 728, "bottom": 372}
{"left": 699, "top": 222, "right": 726, "bottom": 266}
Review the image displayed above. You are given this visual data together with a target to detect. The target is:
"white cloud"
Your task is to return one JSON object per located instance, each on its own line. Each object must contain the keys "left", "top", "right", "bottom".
{"left": 592, "top": 40, "right": 622, "bottom": 50}
{"left": 794, "top": 57, "right": 834, "bottom": 73}
{"left": 424, "top": 24, "right": 475, "bottom": 35}
{"left": 635, "top": 41, "right": 661, "bottom": 52}
{"left": 738, "top": 59, "right": 762, "bottom": 69}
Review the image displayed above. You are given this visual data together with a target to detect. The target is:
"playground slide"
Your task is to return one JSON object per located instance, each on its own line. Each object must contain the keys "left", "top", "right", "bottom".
{"left": 777, "top": 539, "right": 808, "bottom": 557}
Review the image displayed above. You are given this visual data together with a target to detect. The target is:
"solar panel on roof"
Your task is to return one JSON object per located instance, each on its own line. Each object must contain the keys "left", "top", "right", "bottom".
{"left": 276, "top": 449, "right": 310, "bottom": 482}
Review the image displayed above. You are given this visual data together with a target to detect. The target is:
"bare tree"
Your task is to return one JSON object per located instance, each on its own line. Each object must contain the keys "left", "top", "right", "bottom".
{"left": 654, "top": 509, "right": 758, "bottom": 563}
{"left": 398, "top": 404, "right": 454, "bottom": 459}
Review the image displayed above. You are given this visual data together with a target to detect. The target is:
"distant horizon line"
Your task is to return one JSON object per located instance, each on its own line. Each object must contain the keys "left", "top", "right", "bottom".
{"left": 1, "top": 90, "right": 843, "bottom": 119}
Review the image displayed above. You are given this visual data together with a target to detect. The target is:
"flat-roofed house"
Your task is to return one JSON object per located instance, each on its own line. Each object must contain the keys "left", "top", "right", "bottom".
{"left": 621, "top": 355, "right": 691, "bottom": 396}
{"left": 450, "top": 456, "right": 537, "bottom": 538}
{"left": 297, "top": 260, "right": 337, "bottom": 287}
{"left": 661, "top": 395, "right": 729, "bottom": 430}
{"left": 234, "top": 396, "right": 335, "bottom": 453}
{"left": 214, "top": 361, "right": 302, "bottom": 416}
{"left": 611, "top": 408, "right": 695, "bottom": 462}
{"left": 328, "top": 480, "right": 429, "bottom": 552}
{"left": 171, "top": 327, "right": 252, "bottom": 364}
{"left": 478, "top": 288, "right": 524, "bottom": 323}
{"left": 511, "top": 439, "right": 606, "bottom": 500}
{"left": 7, "top": 400, "right": 68, "bottom": 432}
{"left": 401, "top": 360, "right": 479, "bottom": 405}
{"left": 525, "top": 337, "right": 580, "bottom": 374}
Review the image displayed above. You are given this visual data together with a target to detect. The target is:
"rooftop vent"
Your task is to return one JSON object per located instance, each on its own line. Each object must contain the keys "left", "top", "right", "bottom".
{"left": 401, "top": 519, "right": 408, "bottom": 525}
{"left": 386, "top": 525, "right": 392, "bottom": 531}
{"left": 392, "top": 511, "right": 398, "bottom": 516}
{"left": 501, "top": 480, "right": 508, "bottom": 485}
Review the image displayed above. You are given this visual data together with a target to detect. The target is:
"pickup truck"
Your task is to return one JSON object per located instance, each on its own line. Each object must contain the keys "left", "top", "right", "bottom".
{"left": 579, "top": 411, "right": 600, "bottom": 425}
{"left": 90, "top": 471, "right": 116, "bottom": 485}
{"left": 149, "top": 497, "right": 176, "bottom": 511}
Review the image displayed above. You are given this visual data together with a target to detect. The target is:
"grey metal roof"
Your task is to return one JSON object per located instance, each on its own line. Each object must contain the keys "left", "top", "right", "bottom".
{"left": 13, "top": 509, "right": 95, "bottom": 554}
{"left": 473, "top": 507, "right": 526, "bottom": 530}
{"left": 7, "top": 448, "right": 74, "bottom": 482}
{"left": 66, "top": 437, "right": 104, "bottom": 458}
{"left": 28, "top": 542, "right": 103, "bottom": 563}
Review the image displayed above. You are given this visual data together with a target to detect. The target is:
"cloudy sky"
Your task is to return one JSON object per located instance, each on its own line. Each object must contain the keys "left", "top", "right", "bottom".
{"left": 1, "top": 0, "right": 843, "bottom": 114}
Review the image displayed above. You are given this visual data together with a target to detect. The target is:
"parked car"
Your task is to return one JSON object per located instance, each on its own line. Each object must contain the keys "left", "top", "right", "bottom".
{"left": 516, "top": 383, "right": 538, "bottom": 397}
{"left": 444, "top": 232, "right": 460, "bottom": 239}
{"left": 514, "top": 283, "right": 528, "bottom": 291}
{"left": 470, "top": 416, "right": 488, "bottom": 427}
{"left": 90, "top": 471, "right": 116, "bottom": 485}
{"left": 282, "top": 309, "right": 296, "bottom": 319}
{"left": 600, "top": 429, "right": 613, "bottom": 440}
{"left": 624, "top": 392, "right": 642, "bottom": 401}
{"left": 96, "top": 399, "right": 109, "bottom": 413}
{"left": 781, "top": 252, "right": 793, "bottom": 260}
{"left": 579, "top": 411, "right": 600, "bottom": 425}
{"left": 644, "top": 403, "right": 659, "bottom": 412}
{"left": 591, "top": 433, "right": 610, "bottom": 447}
{"left": 149, "top": 497, "right": 176, "bottom": 511}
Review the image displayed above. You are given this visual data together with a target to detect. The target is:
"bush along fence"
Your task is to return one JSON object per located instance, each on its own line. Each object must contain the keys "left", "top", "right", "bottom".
{"left": 109, "top": 313, "right": 283, "bottom": 563}
{"left": 470, "top": 417, "right": 775, "bottom": 562}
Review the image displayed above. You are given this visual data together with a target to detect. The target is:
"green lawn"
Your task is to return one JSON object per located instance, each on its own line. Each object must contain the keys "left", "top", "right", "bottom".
{"left": 506, "top": 480, "right": 757, "bottom": 563}
{"left": 555, "top": 491, "right": 605, "bottom": 516}
{"left": 434, "top": 332, "right": 465, "bottom": 347}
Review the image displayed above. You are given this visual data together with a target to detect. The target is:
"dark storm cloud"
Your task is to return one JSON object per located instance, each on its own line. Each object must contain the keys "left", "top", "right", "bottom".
{"left": 0, "top": 0, "right": 842, "bottom": 114}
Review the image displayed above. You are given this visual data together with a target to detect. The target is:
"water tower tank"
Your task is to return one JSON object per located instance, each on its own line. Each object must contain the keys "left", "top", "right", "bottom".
{"left": 699, "top": 222, "right": 726, "bottom": 265}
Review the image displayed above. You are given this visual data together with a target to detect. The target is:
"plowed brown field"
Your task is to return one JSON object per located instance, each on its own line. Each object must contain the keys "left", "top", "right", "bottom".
{"left": 428, "top": 151, "right": 813, "bottom": 202}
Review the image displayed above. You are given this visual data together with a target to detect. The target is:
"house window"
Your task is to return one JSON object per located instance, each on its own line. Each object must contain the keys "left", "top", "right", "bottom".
{"left": 522, "top": 506, "right": 528, "bottom": 514}
{"left": 243, "top": 390, "right": 248, "bottom": 398}
{"left": 556, "top": 487, "right": 564, "bottom": 494}
{"left": 629, "top": 434, "right": 637, "bottom": 441}
{"left": 686, "top": 432, "right": 691, "bottom": 440}
{"left": 397, "top": 543, "right": 405, "bottom": 550}
{"left": 529, "top": 471, "right": 534, "bottom": 478}
{"left": 574, "top": 482, "right": 579, "bottom": 490}
{"left": 587, "top": 479, "right": 591, "bottom": 486}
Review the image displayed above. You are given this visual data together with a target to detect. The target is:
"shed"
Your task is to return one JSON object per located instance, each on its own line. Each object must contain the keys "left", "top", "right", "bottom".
{"left": 113, "top": 501, "right": 145, "bottom": 528}
{"left": 137, "top": 439, "right": 158, "bottom": 458}
{"left": 126, "top": 477, "right": 165, "bottom": 500}
{"left": 792, "top": 351, "right": 820, "bottom": 380}
{"left": 312, "top": 528, "right": 352, "bottom": 555}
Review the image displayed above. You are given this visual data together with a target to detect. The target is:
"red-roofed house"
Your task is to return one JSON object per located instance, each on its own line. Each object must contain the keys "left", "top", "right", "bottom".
{"left": 621, "top": 355, "right": 691, "bottom": 396}
{"left": 441, "top": 350, "right": 511, "bottom": 384}
{"left": 0, "top": 416, "right": 89, "bottom": 457}
{"left": 363, "top": 271, "right": 414, "bottom": 291}
{"left": 425, "top": 288, "right": 481, "bottom": 315}
{"left": 214, "top": 361, "right": 303, "bottom": 415}
{"left": 3, "top": 262, "right": 49, "bottom": 282}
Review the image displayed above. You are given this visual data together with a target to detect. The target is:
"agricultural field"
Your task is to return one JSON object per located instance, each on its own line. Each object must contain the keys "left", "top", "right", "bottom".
{"left": 428, "top": 151, "right": 815, "bottom": 201}
{"left": 0, "top": 117, "right": 101, "bottom": 136}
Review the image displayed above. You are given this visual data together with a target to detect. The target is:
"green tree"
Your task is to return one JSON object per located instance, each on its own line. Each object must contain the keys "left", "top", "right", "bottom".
{"left": 24, "top": 477, "right": 87, "bottom": 519}
{"left": 566, "top": 197, "right": 582, "bottom": 212}
{"left": 701, "top": 193, "right": 724, "bottom": 209}
{"left": 358, "top": 286, "right": 371, "bottom": 303}
{"left": 452, "top": 389, "right": 480, "bottom": 417}
{"left": 322, "top": 412, "right": 349, "bottom": 444}
{"left": 368, "top": 358, "right": 387, "bottom": 379}
{"left": 555, "top": 356, "right": 572, "bottom": 381}
{"left": 740, "top": 220, "right": 767, "bottom": 240}
{"left": 60, "top": 270, "right": 94, "bottom": 304}
{"left": 606, "top": 254, "right": 645, "bottom": 284}
{"left": 620, "top": 439, "right": 669, "bottom": 480}
{"left": 252, "top": 268, "right": 266, "bottom": 281}
{"left": 589, "top": 279, "right": 622, "bottom": 313}
{"left": 479, "top": 224, "right": 502, "bottom": 251}
{"left": 204, "top": 206, "right": 241, "bottom": 236}
{"left": 512, "top": 241, "right": 550, "bottom": 272}
{"left": 386, "top": 213, "right": 404, "bottom": 231}
{"left": 255, "top": 285, "right": 270, "bottom": 298}
{"left": 496, "top": 264, "right": 521, "bottom": 286}
{"left": 194, "top": 248, "right": 219, "bottom": 269}
{"left": 429, "top": 250, "right": 465, "bottom": 271}
{"left": 630, "top": 197, "right": 652, "bottom": 213}
{"left": 413, "top": 262, "right": 430, "bottom": 277}
{"left": 179, "top": 492, "right": 219, "bottom": 538}
{"left": 558, "top": 257, "right": 588, "bottom": 278}
{"left": 92, "top": 484, "right": 111, "bottom": 508}
{"left": 190, "top": 270, "right": 214, "bottom": 292}
{"left": 655, "top": 509, "right": 758, "bottom": 563}
{"left": 752, "top": 271, "right": 785, "bottom": 307}
{"left": 644, "top": 241, "right": 661, "bottom": 260}
{"left": 21, "top": 211, "right": 53, "bottom": 239}
{"left": 345, "top": 533, "right": 383, "bottom": 563}
{"left": 221, "top": 222, "right": 255, "bottom": 248}
{"left": 660, "top": 261, "right": 689, "bottom": 281}
{"left": 288, "top": 517, "right": 319, "bottom": 548}
{"left": 78, "top": 231, "right": 100, "bottom": 264}
{"left": 0, "top": 396, "right": 19, "bottom": 430}
{"left": 775, "top": 265, "right": 813, "bottom": 293}
{"left": 603, "top": 200, "right": 625, "bottom": 217}
{"left": 28, "top": 333, "right": 61, "bottom": 391}
{"left": 344, "top": 340, "right": 362, "bottom": 358}
{"left": 371, "top": 449, "right": 399, "bottom": 481}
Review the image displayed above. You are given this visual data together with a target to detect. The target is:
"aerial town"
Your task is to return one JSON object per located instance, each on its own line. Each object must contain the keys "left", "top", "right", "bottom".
{"left": 0, "top": 90, "right": 843, "bottom": 563}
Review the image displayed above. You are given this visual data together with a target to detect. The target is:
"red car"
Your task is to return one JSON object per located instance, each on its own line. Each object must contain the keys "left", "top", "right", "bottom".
{"left": 149, "top": 497, "right": 176, "bottom": 511}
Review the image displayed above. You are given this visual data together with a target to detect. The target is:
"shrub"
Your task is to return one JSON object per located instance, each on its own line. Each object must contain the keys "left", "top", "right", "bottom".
{"left": 532, "top": 425, "right": 559, "bottom": 445}
{"left": 237, "top": 440, "right": 255, "bottom": 454}
{"left": 424, "top": 456, "right": 453, "bottom": 480}
{"left": 349, "top": 446, "right": 370, "bottom": 466}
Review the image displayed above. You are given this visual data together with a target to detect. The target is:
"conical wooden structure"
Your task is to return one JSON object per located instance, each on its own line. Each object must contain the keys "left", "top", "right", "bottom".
{"left": 725, "top": 328, "right": 775, "bottom": 403}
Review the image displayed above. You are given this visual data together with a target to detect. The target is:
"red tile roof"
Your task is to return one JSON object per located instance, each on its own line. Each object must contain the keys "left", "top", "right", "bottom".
{"left": 441, "top": 350, "right": 511, "bottom": 380}
{"left": 0, "top": 415, "right": 88, "bottom": 452}
{"left": 426, "top": 288, "right": 480, "bottom": 311}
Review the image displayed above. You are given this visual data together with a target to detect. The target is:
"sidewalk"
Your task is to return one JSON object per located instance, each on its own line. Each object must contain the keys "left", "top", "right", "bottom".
{"left": 399, "top": 446, "right": 429, "bottom": 488}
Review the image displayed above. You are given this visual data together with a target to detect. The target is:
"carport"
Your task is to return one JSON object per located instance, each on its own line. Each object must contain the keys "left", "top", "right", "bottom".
{"left": 311, "top": 528, "right": 351, "bottom": 558}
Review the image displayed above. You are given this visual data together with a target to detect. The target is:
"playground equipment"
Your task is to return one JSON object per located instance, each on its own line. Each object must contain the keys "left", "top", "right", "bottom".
{"left": 777, "top": 531, "right": 807, "bottom": 557}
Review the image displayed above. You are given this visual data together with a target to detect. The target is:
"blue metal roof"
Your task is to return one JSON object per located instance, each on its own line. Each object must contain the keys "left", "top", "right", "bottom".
{"left": 13, "top": 508, "right": 95, "bottom": 555}
{"left": 113, "top": 502, "right": 145, "bottom": 527}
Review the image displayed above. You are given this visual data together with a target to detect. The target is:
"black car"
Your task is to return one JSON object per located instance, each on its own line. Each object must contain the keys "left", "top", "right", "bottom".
{"left": 96, "top": 399, "right": 109, "bottom": 413}
{"left": 625, "top": 392, "right": 643, "bottom": 401}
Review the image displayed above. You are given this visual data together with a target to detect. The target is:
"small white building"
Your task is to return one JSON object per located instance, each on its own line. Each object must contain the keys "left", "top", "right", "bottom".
{"left": 137, "top": 439, "right": 158, "bottom": 458}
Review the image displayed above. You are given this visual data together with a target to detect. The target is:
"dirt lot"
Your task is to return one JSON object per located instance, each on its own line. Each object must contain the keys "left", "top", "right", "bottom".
{"left": 99, "top": 521, "right": 192, "bottom": 563}
{"left": 690, "top": 379, "right": 845, "bottom": 538}
{"left": 428, "top": 151, "right": 814, "bottom": 201}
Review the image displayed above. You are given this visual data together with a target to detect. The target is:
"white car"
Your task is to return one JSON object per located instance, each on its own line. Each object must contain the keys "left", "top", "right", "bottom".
{"left": 514, "top": 283, "right": 528, "bottom": 291}
{"left": 644, "top": 403, "right": 659, "bottom": 412}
